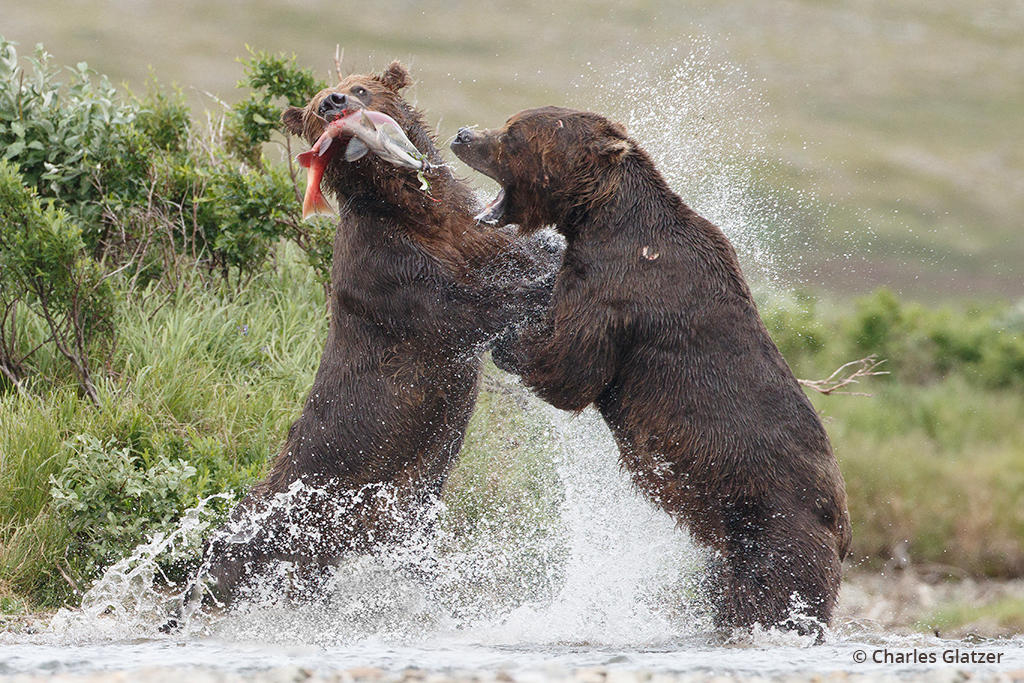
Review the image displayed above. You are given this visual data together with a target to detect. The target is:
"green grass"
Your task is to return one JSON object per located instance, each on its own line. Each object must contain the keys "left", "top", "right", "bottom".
{"left": 815, "top": 380, "right": 1024, "bottom": 577}
{"left": 0, "top": 251, "right": 563, "bottom": 608}
{"left": 770, "top": 289, "right": 1024, "bottom": 577}
{"left": 0, "top": 254, "right": 328, "bottom": 605}
{"left": 917, "top": 596, "right": 1024, "bottom": 637}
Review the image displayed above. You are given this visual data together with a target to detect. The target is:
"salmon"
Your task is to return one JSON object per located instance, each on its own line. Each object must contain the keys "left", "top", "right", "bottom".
{"left": 297, "top": 109, "right": 431, "bottom": 220}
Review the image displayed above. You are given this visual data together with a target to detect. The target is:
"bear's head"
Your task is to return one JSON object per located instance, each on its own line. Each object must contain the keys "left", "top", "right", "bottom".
{"left": 283, "top": 62, "right": 441, "bottom": 201}
{"left": 451, "top": 106, "right": 633, "bottom": 234}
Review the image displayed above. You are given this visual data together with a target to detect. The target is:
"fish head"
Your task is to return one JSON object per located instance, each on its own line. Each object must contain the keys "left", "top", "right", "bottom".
{"left": 283, "top": 61, "right": 437, "bottom": 204}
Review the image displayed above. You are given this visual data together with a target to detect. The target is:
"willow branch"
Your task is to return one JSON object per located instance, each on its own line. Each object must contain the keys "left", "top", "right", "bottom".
{"left": 798, "top": 355, "right": 888, "bottom": 397}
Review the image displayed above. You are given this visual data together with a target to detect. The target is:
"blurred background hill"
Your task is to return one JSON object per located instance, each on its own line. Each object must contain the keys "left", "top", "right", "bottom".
{"left": 4, "top": 0, "right": 1022, "bottom": 301}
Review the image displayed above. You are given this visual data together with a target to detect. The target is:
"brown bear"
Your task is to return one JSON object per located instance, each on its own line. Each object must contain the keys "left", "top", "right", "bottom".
{"left": 188, "top": 64, "right": 557, "bottom": 608}
{"left": 451, "top": 106, "right": 851, "bottom": 637}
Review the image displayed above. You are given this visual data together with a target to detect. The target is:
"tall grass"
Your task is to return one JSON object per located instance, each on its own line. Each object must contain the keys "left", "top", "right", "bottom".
{"left": 767, "top": 288, "right": 1024, "bottom": 577}
{"left": 0, "top": 252, "right": 327, "bottom": 605}
{"left": 816, "top": 380, "right": 1024, "bottom": 578}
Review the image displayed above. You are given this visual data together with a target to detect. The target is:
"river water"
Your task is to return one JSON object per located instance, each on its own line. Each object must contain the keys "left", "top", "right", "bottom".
{"left": 2, "top": 408, "right": 1023, "bottom": 681}
{"left": 4, "top": 639, "right": 1021, "bottom": 679}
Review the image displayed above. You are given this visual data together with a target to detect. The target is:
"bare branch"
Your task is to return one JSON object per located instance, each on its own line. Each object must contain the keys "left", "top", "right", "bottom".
{"left": 32, "top": 280, "right": 101, "bottom": 406}
{"left": 334, "top": 45, "right": 345, "bottom": 82}
{"left": 56, "top": 559, "right": 81, "bottom": 595}
{"left": 798, "top": 355, "right": 889, "bottom": 397}
{"left": 284, "top": 132, "right": 303, "bottom": 207}
{"left": 0, "top": 361, "right": 30, "bottom": 399}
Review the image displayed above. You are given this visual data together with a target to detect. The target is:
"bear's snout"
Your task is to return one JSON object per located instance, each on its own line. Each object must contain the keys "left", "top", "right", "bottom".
{"left": 453, "top": 127, "right": 480, "bottom": 146}
{"left": 319, "top": 93, "right": 352, "bottom": 121}
{"left": 451, "top": 127, "right": 498, "bottom": 177}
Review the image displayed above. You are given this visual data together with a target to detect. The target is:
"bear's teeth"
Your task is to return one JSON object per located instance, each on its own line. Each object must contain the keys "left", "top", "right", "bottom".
{"left": 474, "top": 188, "right": 506, "bottom": 224}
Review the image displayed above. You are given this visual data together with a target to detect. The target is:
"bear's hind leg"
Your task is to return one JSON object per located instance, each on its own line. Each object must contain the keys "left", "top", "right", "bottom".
{"left": 713, "top": 501, "right": 841, "bottom": 642}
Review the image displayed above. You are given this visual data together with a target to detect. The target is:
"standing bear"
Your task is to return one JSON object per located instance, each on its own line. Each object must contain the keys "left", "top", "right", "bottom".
{"left": 189, "top": 64, "right": 556, "bottom": 607}
{"left": 452, "top": 106, "right": 851, "bottom": 635}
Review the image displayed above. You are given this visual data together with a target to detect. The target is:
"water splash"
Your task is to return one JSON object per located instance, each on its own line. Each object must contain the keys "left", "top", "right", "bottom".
{"left": 205, "top": 387, "right": 705, "bottom": 648}
{"left": 576, "top": 38, "right": 840, "bottom": 289}
{"left": 48, "top": 493, "right": 233, "bottom": 642}
{"left": 470, "top": 403, "right": 705, "bottom": 648}
{"left": 42, "top": 382, "right": 705, "bottom": 648}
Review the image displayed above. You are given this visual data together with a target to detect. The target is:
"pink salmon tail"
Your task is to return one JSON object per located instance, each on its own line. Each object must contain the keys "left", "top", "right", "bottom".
{"left": 301, "top": 163, "right": 334, "bottom": 220}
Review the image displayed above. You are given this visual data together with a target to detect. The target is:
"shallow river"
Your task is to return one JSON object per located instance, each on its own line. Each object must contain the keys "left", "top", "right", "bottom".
{"left": 2, "top": 625, "right": 1023, "bottom": 681}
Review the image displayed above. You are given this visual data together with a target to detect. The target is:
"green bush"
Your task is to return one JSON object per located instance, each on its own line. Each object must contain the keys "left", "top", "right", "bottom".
{"left": 0, "top": 159, "right": 115, "bottom": 402}
{"left": 206, "top": 163, "right": 297, "bottom": 276}
{"left": 0, "top": 36, "right": 329, "bottom": 289}
{"left": 225, "top": 48, "right": 325, "bottom": 167}
{"left": 0, "top": 39, "right": 148, "bottom": 241}
{"left": 132, "top": 76, "right": 190, "bottom": 154}
{"left": 0, "top": 38, "right": 340, "bottom": 397}
{"left": 758, "top": 291, "right": 828, "bottom": 365}
{"left": 48, "top": 434, "right": 197, "bottom": 589}
{"left": 844, "top": 288, "right": 1024, "bottom": 389}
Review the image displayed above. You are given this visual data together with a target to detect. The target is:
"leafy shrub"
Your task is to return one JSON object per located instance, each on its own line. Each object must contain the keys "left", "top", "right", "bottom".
{"left": 0, "top": 38, "right": 342, "bottom": 397}
{"left": 48, "top": 434, "right": 197, "bottom": 586}
{"left": 206, "top": 162, "right": 297, "bottom": 276}
{"left": 132, "top": 77, "right": 191, "bottom": 154}
{"left": 220, "top": 48, "right": 332, "bottom": 282}
{"left": 759, "top": 291, "right": 828, "bottom": 365}
{"left": 0, "top": 160, "right": 115, "bottom": 402}
{"left": 0, "top": 39, "right": 148, "bottom": 242}
{"left": 846, "top": 288, "right": 1024, "bottom": 389}
{"left": 848, "top": 288, "right": 903, "bottom": 359}
{"left": 0, "top": 36, "right": 330, "bottom": 291}
{"left": 225, "top": 48, "right": 325, "bottom": 167}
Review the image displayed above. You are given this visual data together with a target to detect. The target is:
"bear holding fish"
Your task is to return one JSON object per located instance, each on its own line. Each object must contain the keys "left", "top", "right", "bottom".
{"left": 177, "top": 62, "right": 558, "bottom": 615}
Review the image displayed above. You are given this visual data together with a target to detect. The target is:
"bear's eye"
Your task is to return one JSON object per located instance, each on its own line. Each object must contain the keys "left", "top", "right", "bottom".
{"left": 351, "top": 86, "right": 368, "bottom": 98}
{"left": 501, "top": 131, "right": 525, "bottom": 155}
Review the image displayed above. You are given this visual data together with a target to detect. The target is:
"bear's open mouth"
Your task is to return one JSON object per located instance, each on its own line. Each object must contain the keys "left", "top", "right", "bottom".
{"left": 474, "top": 187, "right": 506, "bottom": 225}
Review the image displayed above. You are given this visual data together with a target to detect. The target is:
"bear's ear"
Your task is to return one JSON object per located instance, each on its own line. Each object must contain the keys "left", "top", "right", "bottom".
{"left": 594, "top": 121, "right": 631, "bottom": 161}
{"left": 282, "top": 106, "right": 305, "bottom": 136}
{"left": 596, "top": 136, "right": 632, "bottom": 162}
{"left": 378, "top": 61, "right": 413, "bottom": 92}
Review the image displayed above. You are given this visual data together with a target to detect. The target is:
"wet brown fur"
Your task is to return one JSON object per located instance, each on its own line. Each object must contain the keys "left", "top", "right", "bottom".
{"left": 452, "top": 106, "right": 851, "bottom": 634}
{"left": 197, "top": 65, "right": 556, "bottom": 604}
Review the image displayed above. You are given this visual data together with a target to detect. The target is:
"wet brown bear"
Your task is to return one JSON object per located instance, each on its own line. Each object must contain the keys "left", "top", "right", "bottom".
{"left": 189, "top": 65, "right": 556, "bottom": 607}
{"left": 452, "top": 106, "right": 851, "bottom": 635}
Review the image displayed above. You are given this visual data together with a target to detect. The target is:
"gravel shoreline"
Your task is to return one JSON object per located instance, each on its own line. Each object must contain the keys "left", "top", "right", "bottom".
{"left": 1, "top": 665, "right": 1023, "bottom": 683}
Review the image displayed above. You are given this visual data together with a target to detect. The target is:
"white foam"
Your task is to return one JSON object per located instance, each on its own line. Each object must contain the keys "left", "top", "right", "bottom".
{"left": 575, "top": 38, "right": 847, "bottom": 288}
